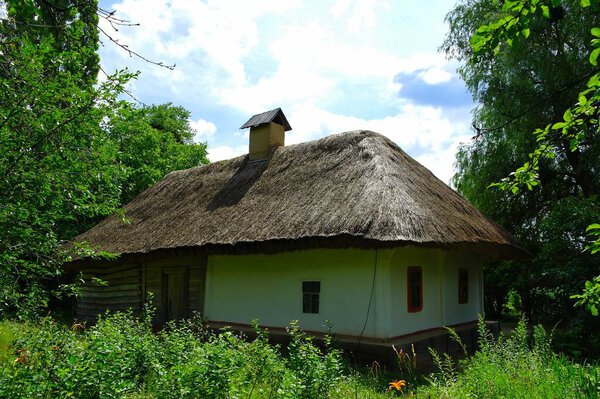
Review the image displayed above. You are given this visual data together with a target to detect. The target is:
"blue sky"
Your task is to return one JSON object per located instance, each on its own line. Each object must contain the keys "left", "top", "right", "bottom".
{"left": 98, "top": 0, "right": 473, "bottom": 184}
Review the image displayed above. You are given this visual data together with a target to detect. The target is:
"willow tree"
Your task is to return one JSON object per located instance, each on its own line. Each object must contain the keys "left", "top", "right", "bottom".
{"left": 443, "top": 0, "right": 600, "bottom": 352}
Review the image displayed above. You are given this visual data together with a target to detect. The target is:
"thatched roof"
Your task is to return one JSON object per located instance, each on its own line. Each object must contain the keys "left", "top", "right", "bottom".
{"left": 72, "top": 131, "right": 523, "bottom": 259}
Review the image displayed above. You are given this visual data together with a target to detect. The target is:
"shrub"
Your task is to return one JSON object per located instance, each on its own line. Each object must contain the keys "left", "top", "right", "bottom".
{"left": 0, "top": 313, "right": 345, "bottom": 398}
{"left": 424, "top": 317, "right": 600, "bottom": 399}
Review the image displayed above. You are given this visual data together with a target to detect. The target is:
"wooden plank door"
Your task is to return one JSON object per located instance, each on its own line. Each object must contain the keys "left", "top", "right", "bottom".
{"left": 161, "top": 268, "right": 189, "bottom": 322}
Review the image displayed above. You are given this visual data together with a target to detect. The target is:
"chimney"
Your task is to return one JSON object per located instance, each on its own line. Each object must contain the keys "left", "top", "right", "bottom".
{"left": 240, "top": 108, "right": 292, "bottom": 161}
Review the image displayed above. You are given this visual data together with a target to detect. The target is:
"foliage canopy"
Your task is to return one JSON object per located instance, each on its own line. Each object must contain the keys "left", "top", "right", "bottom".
{"left": 0, "top": 0, "right": 208, "bottom": 318}
{"left": 443, "top": 0, "right": 600, "bottom": 350}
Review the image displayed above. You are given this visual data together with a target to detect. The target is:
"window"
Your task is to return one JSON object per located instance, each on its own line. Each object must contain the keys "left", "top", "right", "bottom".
{"left": 407, "top": 267, "right": 423, "bottom": 312}
{"left": 458, "top": 268, "right": 469, "bottom": 304}
{"left": 303, "top": 281, "right": 320, "bottom": 314}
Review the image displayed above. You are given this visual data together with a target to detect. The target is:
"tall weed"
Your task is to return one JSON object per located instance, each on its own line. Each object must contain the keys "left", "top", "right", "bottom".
{"left": 0, "top": 312, "right": 344, "bottom": 399}
{"left": 424, "top": 316, "right": 600, "bottom": 399}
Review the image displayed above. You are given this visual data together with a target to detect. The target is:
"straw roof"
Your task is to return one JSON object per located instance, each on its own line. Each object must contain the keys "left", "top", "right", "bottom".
{"left": 72, "top": 131, "right": 523, "bottom": 259}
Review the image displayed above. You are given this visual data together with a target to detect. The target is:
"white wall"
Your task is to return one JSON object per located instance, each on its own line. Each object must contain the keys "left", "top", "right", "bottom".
{"left": 204, "top": 246, "right": 483, "bottom": 340}
{"left": 388, "top": 247, "right": 483, "bottom": 338}
{"left": 441, "top": 251, "right": 484, "bottom": 326}
{"left": 204, "top": 248, "right": 393, "bottom": 338}
{"left": 389, "top": 247, "right": 444, "bottom": 338}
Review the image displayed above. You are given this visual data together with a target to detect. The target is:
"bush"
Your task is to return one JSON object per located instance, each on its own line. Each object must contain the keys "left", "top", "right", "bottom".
{"left": 424, "top": 317, "right": 600, "bottom": 399}
{"left": 2, "top": 313, "right": 598, "bottom": 398}
{"left": 0, "top": 313, "right": 345, "bottom": 399}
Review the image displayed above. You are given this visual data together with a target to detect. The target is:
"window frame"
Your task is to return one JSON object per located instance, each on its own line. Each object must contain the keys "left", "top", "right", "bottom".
{"left": 458, "top": 268, "right": 469, "bottom": 304}
{"left": 407, "top": 266, "right": 423, "bottom": 313}
{"left": 302, "top": 281, "right": 320, "bottom": 314}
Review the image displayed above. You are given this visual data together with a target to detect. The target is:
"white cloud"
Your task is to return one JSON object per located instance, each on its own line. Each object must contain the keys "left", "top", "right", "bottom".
{"left": 99, "top": 0, "right": 304, "bottom": 101}
{"left": 287, "top": 102, "right": 464, "bottom": 149}
{"left": 190, "top": 118, "right": 217, "bottom": 142}
{"left": 99, "top": 0, "right": 471, "bottom": 186}
{"left": 281, "top": 102, "right": 469, "bottom": 184}
{"left": 418, "top": 67, "right": 453, "bottom": 84}
{"left": 207, "top": 144, "right": 247, "bottom": 162}
{"left": 330, "top": 0, "right": 391, "bottom": 33}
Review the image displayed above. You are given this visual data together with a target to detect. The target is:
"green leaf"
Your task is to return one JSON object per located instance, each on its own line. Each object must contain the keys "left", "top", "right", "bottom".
{"left": 470, "top": 32, "right": 489, "bottom": 53}
{"left": 592, "top": 27, "right": 600, "bottom": 38}
{"left": 588, "top": 74, "right": 600, "bottom": 88}
{"left": 569, "top": 138, "right": 579, "bottom": 151}
{"left": 581, "top": 0, "right": 591, "bottom": 6}
{"left": 586, "top": 224, "right": 600, "bottom": 231}
{"left": 541, "top": 5, "right": 550, "bottom": 18}
{"left": 592, "top": 50, "right": 600, "bottom": 68}
{"left": 552, "top": 122, "right": 566, "bottom": 130}
{"left": 552, "top": 0, "right": 561, "bottom": 6}
{"left": 521, "top": 28, "right": 531, "bottom": 38}
{"left": 563, "top": 108, "right": 573, "bottom": 122}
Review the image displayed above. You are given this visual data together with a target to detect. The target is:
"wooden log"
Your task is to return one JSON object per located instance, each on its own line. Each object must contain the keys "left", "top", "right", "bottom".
{"left": 82, "top": 269, "right": 140, "bottom": 280}
{"left": 81, "top": 264, "right": 141, "bottom": 275}
{"left": 80, "top": 283, "right": 140, "bottom": 293}
{"left": 79, "top": 293, "right": 141, "bottom": 303}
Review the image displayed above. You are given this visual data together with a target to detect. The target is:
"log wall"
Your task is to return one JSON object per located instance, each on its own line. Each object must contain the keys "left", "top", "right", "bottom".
{"left": 76, "top": 263, "right": 142, "bottom": 323}
{"left": 75, "top": 253, "right": 207, "bottom": 324}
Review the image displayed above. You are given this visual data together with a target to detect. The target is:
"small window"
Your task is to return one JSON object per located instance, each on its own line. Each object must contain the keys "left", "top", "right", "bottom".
{"left": 407, "top": 267, "right": 423, "bottom": 313}
{"left": 458, "top": 268, "right": 469, "bottom": 304}
{"left": 303, "top": 281, "right": 320, "bottom": 314}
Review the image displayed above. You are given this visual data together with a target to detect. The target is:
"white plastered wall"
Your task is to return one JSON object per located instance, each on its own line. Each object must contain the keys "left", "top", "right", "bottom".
{"left": 441, "top": 251, "right": 484, "bottom": 326}
{"left": 204, "top": 246, "right": 483, "bottom": 340}
{"left": 204, "top": 248, "right": 393, "bottom": 338}
{"left": 388, "top": 246, "right": 483, "bottom": 338}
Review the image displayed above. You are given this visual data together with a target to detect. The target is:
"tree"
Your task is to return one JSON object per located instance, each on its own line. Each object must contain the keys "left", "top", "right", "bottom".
{"left": 443, "top": 0, "right": 600, "bottom": 351}
{"left": 0, "top": 0, "right": 134, "bottom": 317}
{"left": 0, "top": 1, "right": 208, "bottom": 318}
{"left": 469, "top": 0, "right": 600, "bottom": 317}
{"left": 108, "top": 102, "right": 208, "bottom": 207}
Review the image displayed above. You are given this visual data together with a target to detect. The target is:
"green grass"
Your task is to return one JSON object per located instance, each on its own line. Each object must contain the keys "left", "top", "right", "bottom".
{"left": 420, "top": 319, "right": 600, "bottom": 399}
{"left": 0, "top": 314, "right": 598, "bottom": 398}
{"left": 0, "top": 320, "right": 20, "bottom": 359}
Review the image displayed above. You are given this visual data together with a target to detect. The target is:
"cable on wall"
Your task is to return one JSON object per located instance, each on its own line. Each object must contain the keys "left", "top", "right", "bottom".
{"left": 356, "top": 248, "right": 378, "bottom": 349}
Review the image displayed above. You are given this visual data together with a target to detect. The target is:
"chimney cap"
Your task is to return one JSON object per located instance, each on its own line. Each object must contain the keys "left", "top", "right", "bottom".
{"left": 240, "top": 107, "right": 292, "bottom": 131}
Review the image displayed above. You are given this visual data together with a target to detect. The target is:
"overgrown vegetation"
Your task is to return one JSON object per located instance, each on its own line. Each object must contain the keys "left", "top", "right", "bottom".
{"left": 0, "top": 311, "right": 345, "bottom": 399}
{"left": 0, "top": 313, "right": 598, "bottom": 399}
{"left": 0, "top": 0, "right": 208, "bottom": 318}
{"left": 424, "top": 318, "right": 600, "bottom": 398}
{"left": 443, "top": 0, "right": 600, "bottom": 356}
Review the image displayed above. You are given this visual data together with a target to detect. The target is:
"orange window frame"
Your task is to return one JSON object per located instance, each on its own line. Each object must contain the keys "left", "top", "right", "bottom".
{"left": 458, "top": 268, "right": 469, "bottom": 304}
{"left": 407, "top": 266, "right": 423, "bottom": 313}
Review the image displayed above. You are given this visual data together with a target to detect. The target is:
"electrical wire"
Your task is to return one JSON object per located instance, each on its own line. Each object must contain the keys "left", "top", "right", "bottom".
{"left": 356, "top": 248, "right": 378, "bottom": 348}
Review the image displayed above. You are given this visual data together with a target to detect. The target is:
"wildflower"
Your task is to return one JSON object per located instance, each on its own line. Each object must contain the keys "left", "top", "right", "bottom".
{"left": 14, "top": 350, "right": 28, "bottom": 365}
{"left": 388, "top": 380, "right": 407, "bottom": 391}
{"left": 71, "top": 322, "right": 84, "bottom": 331}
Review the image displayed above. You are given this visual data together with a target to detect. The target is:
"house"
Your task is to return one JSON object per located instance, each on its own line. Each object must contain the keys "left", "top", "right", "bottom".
{"left": 69, "top": 108, "right": 522, "bottom": 346}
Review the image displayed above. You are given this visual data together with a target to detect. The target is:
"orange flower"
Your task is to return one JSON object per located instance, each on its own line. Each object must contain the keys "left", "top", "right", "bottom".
{"left": 388, "top": 380, "right": 407, "bottom": 391}
{"left": 14, "top": 350, "right": 28, "bottom": 365}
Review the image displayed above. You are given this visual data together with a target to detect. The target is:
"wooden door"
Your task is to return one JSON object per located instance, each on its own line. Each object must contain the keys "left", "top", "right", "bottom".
{"left": 161, "top": 268, "right": 189, "bottom": 322}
